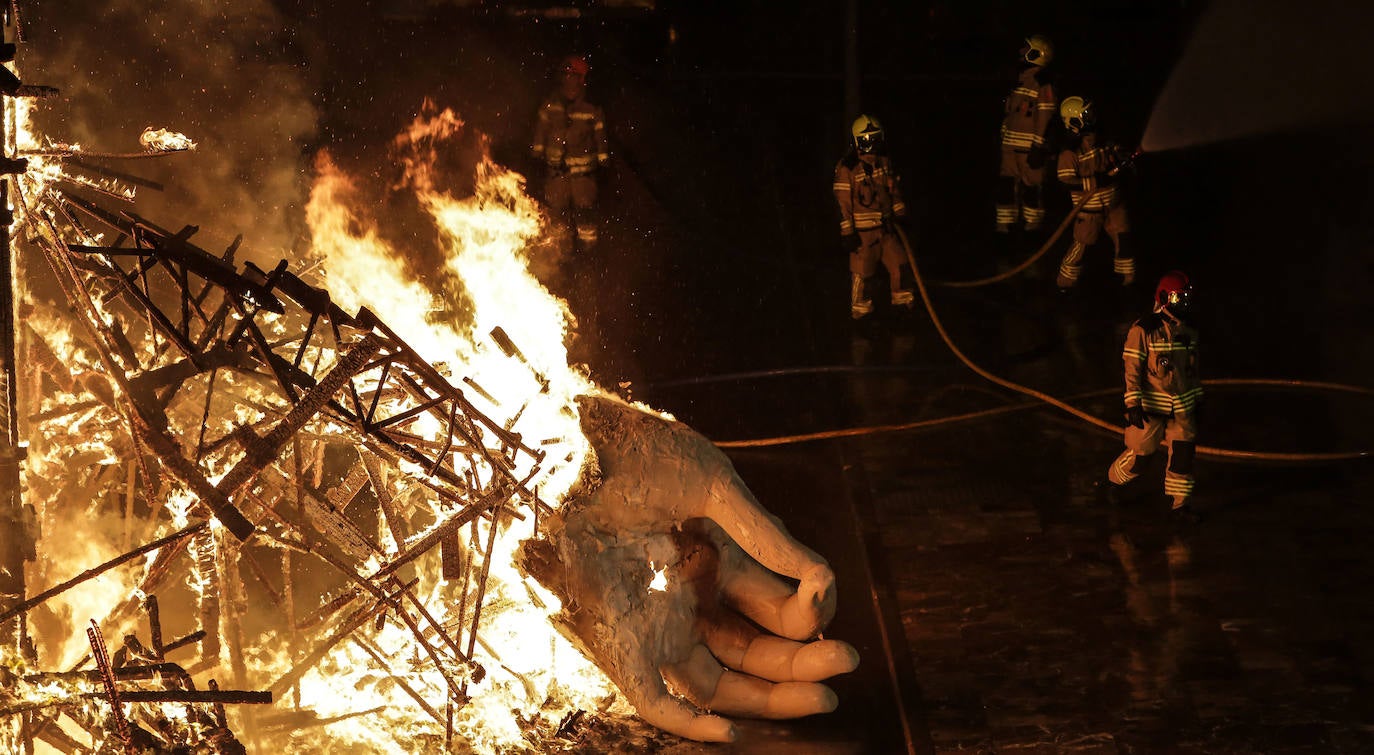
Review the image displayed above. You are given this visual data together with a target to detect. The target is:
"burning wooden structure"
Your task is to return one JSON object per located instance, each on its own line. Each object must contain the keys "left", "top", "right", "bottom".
{"left": 0, "top": 8, "right": 857, "bottom": 752}
{"left": 0, "top": 14, "right": 600, "bottom": 752}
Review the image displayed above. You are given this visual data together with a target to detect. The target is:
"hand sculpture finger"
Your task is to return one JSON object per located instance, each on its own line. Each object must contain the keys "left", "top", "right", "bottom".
{"left": 664, "top": 644, "right": 841, "bottom": 720}
{"left": 698, "top": 609, "right": 859, "bottom": 684}
{"left": 700, "top": 468, "right": 835, "bottom": 599}
{"left": 717, "top": 535, "right": 837, "bottom": 640}
{"left": 635, "top": 682, "right": 737, "bottom": 743}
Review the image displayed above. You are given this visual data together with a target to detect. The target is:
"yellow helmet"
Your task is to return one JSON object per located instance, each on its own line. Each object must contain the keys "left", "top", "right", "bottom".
{"left": 1060, "top": 96, "right": 1095, "bottom": 134}
{"left": 851, "top": 114, "right": 884, "bottom": 153}
{"left": 1022, "top": 35, "right": 1054, "bottom": 67}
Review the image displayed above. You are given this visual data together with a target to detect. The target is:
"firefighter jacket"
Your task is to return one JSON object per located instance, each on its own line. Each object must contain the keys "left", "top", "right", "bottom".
{"left": 1000, "top": 67, "right": 1056, "bottom": 152}
{"left": 1122, "top": 311, "right": 1202, "bottom": 414}
{"left": 1057, "top": 132, "right": 1122, "bottom": 211}
{"left": 532, "top": 95, "right": 609, "bottom": 176}
{"left": 833, "top": 152, "right": 907, "bottom": 236}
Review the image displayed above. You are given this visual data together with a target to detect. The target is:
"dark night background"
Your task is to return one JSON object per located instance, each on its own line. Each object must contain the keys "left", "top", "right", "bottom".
{"left": 17, "top": 0, "right": 1374, "bottom": 751}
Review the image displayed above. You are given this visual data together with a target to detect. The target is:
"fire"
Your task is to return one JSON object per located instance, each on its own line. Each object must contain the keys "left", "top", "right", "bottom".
{"left": 6, "top": 28, "right": 625, "bottom": 744}
{"left": 296, "top": 103, "right": 617, "bottom": 750}
{"left": 649, "top": 566, "right": 668, "bottom": 593}
{"left": 138, "top": 127, "right": 197, "bottom": 153}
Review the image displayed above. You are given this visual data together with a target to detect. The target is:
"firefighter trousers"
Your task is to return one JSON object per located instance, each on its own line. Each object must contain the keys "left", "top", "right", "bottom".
{"left": 1107, "top": 410, "right": 1198, "bottom": 508}
{"left": 850, "top": 228, "right": 914, "bottom": 305}
{"left": 996, "top": 148, "right": 1046, "bottom": 232}
{"left": 1057, "top": 203, "right": 1133, "bottom": 288}
{"left": 545, "top": 173, "right": 598, "bottom": 249}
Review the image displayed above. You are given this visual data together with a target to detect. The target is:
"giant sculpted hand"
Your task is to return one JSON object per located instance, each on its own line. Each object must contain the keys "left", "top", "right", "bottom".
{"left": 520, "top": 395, "right": 859, "bottom": 742}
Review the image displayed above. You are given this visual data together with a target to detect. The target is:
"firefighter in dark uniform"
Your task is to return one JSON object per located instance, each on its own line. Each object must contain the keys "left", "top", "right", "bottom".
{"left": 1106, "top": 271, "right": 1203, "bottom": 518}
{"left": 532, "top": 55, "right": 609, "bottom": 254}
{"left": 834, "top": 114, "right": 914, "bottom": 319}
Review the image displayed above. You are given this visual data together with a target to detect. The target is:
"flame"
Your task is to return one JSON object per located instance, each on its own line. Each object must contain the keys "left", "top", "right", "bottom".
{"left": 139, "top": 127, "right": 197, "bottom": 153}
{"left": 283, "top": 103, "right": 615, "bottom": 750}
{"left": 649, "top": 565, "right": 668, "bottom": 593}
{"left": 9, "top": 47, "right": 621, "bottom": 746}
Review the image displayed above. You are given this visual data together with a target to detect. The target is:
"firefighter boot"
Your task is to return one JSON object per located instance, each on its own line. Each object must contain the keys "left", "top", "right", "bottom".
{"left": 891, "top": 288, "right": 915, "bottom": 309}
{"left": 850, "top": 274, "right": 873, "bottom": 319}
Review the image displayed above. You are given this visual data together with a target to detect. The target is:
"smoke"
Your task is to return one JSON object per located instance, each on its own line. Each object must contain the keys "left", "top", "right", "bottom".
{"left": 1142, "top": 0, "right": 1374, "bottom": 152}
{"left": 18, "top": 0, "right": 321, "bottom": 265}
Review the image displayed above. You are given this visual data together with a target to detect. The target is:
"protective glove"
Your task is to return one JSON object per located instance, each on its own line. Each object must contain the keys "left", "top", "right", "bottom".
{"left": 1124, "top": 404, "right": 1147, "bottom": 429}
{"left": 841, "top": 233, "right": 862, "bottom": 255}
{"left": 1026, "top": 144, "right": 1047, "bottom": 169}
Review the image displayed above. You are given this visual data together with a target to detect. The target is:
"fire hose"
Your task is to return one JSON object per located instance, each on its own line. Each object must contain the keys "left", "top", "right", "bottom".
{"left": 712, "top": 225, "right": 1374, "bottom": 464}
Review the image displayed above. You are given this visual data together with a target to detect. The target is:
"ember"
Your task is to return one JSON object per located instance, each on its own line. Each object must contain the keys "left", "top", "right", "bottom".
{"left": 137, "top": 128, "right": 196, "bottom": 154}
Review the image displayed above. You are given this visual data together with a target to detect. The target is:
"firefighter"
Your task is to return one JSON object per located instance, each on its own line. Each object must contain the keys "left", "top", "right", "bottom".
{"left": 834, "top": 114, "right": 915, "bottom": 320}
{"left": 532, "top": 55, "right": 609, "bottom": 253}
{"left": 1106, "top": 271, "right": 1203, "bottom": 519}
{"left": 996, "top": 35, "right": 1057, "bottom": 236}
{"left": 1054, "top": 96, "right": 1135, "bottom": 289}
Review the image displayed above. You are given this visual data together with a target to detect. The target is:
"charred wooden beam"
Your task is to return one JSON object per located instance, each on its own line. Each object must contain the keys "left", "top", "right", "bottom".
{"left": 88, "top": 690, "right": 271, "bottom": 705}
{"left": 213, "top": 333, "right": 382, "bottom": 502}
{"left": 268, "top": 578, "right": 416, "bottom": 697}
{"left": 123, "top": 214, "right": 284, "bottom": 314}
{"left": 0, "top": 522, "right": 207, "bottom": 625}
{"left": 86, "top": 620, "right": 134, "bottom": 754}
{"left": 65, "top": 157, "right": 165, "bottom": 192}
{"left": 351, "top": 636, "right": 446, "bottom": 726}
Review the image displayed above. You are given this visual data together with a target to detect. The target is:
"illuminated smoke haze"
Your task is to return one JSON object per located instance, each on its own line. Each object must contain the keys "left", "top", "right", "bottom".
{"left": 19, "top": 0, "right": 321, "bottom": 264}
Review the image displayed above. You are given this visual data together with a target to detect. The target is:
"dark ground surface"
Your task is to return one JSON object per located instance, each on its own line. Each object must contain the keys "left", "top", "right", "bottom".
{"left": 32, "top": 1, "right": 1374, "bottom": 752}
{"left": 304, "top": 4, "right": 1374, "bottom": 753}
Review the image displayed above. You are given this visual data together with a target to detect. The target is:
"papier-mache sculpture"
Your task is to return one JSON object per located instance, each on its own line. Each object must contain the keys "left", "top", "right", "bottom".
{"left": 521, "top": 394, "right": 860, "bottom": 742}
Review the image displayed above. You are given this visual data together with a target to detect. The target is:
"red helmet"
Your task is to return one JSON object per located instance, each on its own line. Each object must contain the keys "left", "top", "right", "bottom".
{"left": 562, "top": 56, "right": 590, "bottom": 76}
{"left": 1155, "top": 270, "right": 1193, "bottom": 313}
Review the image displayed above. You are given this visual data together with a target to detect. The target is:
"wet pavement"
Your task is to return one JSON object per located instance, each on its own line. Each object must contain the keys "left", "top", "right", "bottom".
{"left": 645, "top": 264, "right": 1374, "bottom": 755}
{"left": 605, "top": 10, "right": 1374, "bottom": 752}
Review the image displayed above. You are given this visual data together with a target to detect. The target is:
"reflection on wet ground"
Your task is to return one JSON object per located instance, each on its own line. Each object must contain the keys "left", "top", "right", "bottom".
{"left": 844, "top": 297, "right": 1374, "bottom": 753}
{"left": 647, "top": 261, "right": 1374, "bottom": 752}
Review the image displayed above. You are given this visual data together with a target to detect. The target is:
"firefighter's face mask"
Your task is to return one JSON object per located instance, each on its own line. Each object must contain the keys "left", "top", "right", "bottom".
{"left": 1067, "top": 108, "right": 1095, "bottom": 134}
{"left": 1160, "top": 289, "right": 1192, "bottom": 317}
{"left": 854, "top": 130, "right": 884, "bottom": 155}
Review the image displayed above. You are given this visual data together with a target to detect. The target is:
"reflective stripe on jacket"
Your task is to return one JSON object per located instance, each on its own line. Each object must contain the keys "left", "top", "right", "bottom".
{"left": 532, "top": 96, "right": 608, "bottom": 175}
{"left": 1058, "top": 133, "right": 1122, "bottom": 211}
{"left": 1123, "top": 312, "right": 1202, "bottom": 414}
{"left": 834, "top": 153, "right": 907, "bottom": 235}
{"left": 1000, "top": 68, "right": 1056, "bottom": 150}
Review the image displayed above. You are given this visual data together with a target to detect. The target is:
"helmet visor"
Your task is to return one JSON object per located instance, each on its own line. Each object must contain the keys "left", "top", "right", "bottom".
{"left": 1163, "top": 288, "right": 1192, "bottom": 313}
{"left": 855, "top": 131, "right": 884, "bottom": 153}
{"left": 1068, "top": 109, "right": 1095, "bottom": 133}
